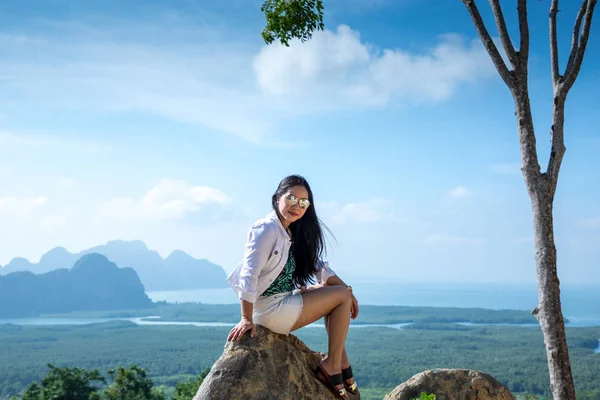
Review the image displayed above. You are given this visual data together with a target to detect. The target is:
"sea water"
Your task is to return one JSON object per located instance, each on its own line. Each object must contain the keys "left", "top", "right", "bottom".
{"left": 147, "top": 282, "right": 600, "bottom": 325}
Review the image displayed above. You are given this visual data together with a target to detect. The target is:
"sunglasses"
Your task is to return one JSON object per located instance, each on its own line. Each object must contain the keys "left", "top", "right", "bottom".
{"left": 285, "top": 194, "right": 311, "bottom": 210}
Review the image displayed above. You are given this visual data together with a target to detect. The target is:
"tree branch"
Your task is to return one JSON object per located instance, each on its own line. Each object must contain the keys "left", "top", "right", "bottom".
{"left": 562, "top": 0, "right": 597, "bottom": 94}
{"left": 550, "top": 0, "right": 561, "bottom": 86}
{"left": 564, "top": 1, "right": 587, "bottom": 75}
{"left": 548, "top": 0, "right": 597, "bottom": 193}
{"left": 461, "top": 0, "right": 514, "bottom": 88}
{"left": 489, "top": 0, "right": 518, "bottom": 68}
{"left": 517, "top": 0, "right": 529, "bottom": 75}
{"left": 546, "top": 100, "right": 567, "bottom": 195}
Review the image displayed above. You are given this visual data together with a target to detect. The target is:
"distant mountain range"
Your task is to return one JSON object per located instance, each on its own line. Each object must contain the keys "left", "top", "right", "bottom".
{"left": 0, "top": 240, "right": 229, "bottom": 291}
{"left": 0, "top": 253, "right": 154, "bottom": 318}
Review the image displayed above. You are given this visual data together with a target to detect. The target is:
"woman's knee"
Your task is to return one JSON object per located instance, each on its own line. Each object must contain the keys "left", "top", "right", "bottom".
{"left": 331, "top": 285, "right": 352, "bottom": 305}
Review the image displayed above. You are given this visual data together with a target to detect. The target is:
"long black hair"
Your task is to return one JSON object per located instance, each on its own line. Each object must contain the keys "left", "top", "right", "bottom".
{"left": 271, "top": 174, "right": 330, "bottom": 287}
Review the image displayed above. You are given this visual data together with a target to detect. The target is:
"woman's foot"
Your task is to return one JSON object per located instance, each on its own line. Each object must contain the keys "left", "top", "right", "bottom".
{"left": 316, "top": 360, "right": 348, "bottom": 399}
{"left": 342, "top": 365, "right": 359, "bottom": 397}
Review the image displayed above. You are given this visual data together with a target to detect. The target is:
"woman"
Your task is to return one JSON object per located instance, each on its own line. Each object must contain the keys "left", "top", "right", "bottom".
{"left": 227, "top": 175, "right": 359, "bottom": 400}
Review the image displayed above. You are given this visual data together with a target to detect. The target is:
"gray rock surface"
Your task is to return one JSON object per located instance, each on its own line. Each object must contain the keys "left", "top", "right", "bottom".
{"left": 195, "top": 329, "right": 514, "bottom": 400}
{"left": 384, "top": 369, "right": 516, "bottom": 400}
{"left": 194, "top": 325, "right": 342, "bottom": 400}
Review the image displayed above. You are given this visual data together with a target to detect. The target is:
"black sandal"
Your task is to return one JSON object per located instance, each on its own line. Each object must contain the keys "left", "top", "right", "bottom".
{"left": 315, "top": 363, "right": 349, "bottom": 399}
{"left": 342, "top": 366, "right": 360, "bottom": 398}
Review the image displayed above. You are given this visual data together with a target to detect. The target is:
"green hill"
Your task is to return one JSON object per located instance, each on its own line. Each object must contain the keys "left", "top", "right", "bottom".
{"left": 0, "top": 254, "right": 153, "bottom": 318}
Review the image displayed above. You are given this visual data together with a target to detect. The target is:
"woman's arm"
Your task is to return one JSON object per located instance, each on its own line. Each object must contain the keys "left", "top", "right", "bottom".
{"left": 234, "top": 222, "right": 277, "bottom": 303}
{"left": 227, "top": 299, "right": 256, "bottom": 341}
{"left": 325, "top": 274, "right": 348, "bottom": 288}
{"left": 325, "top": 275, "right": 359, "bottom": 320}
{"left": 227, "top": 221, "right": 277, "bottom": 341}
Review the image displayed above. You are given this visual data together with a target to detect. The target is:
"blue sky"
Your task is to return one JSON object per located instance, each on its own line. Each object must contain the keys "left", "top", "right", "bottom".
{"left": 0, "top": 0, "right": 598, "bottom": 284}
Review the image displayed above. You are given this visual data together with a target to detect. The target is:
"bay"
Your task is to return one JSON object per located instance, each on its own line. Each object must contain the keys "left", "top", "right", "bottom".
{"left": 147, "top": 282, "right": 600, "bottom": 325}
{"left": 0, "top": 317, "right": 411, "bottom": 329}
{"left": 3, "top": 283, "right": 598, "bottom": 328}
{"left": 0, "top": 317, "right": 234, "bottom": 327}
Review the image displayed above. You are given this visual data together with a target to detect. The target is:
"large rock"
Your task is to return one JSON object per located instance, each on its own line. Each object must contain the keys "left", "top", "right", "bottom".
{"left": 194, "top": 325, "right": 341, "bottom": 400}
{"left": 384, "top": 369, "right": 515, "bottom": 400}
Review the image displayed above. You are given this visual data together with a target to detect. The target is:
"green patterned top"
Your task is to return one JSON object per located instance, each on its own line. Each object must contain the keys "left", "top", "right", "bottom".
{"left": 261, "top": 251, "right": 296, "bottom": 297}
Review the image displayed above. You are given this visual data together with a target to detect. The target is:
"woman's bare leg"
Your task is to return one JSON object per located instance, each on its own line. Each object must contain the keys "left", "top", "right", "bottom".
{"left": 299, "top": 284, "right": 354, "bottom": 375}
{"left": 297, "top": 283, "right": 353, "bottom": 369}
{"left": 291, "top": 285, "right": 352, "bottom": 380}
{"left": 324, "top": 315, "right": 354, "bottom": 386}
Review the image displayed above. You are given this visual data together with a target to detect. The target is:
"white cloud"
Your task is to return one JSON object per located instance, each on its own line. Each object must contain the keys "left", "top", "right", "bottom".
{"left": 0, "top": 131, "right": 108, "bottom": 153}
{"left": 100, "top": 179, "right": 232, "bottom": 221}
{"left": 489, "top": 163, "right": 521, "bottom": 175}
{"left": 0, "top": 33, "right": 273, "bottom": 144}
{"left": 254, "top": 26, "right": 495, "bottom": 107}
{"left": 0, "top": 181, "right": 244, "bottom": 267}
{"left": 0, "top": 131, "right": 47, "bottom": 147}
{"left": 580, "top": 217, "right": 600, "bottom": 228}
{"left": 0, "top": 21, "right": 496, "bottom": 144}
{"left": 448, "top": 186, "right": 472, "bottom": 199}
{"left": 425, "top": 235, "right": 486, "bottom": 245}
{"left": 319, "top": 197, "right": 397, "bottom": 225}
{"left": 330, "top": 0, "right": 398, "bottom": 9}
{"left": 0, "top": 196, "right": 47, "bottom": 215}
{"left": 516, "top": 235, "right": 534, "bottom": 244}
{"left": 57, "top": 177, "right": 78, "bottom": 188}
{"left": 0, "top": 195, "right": 78, "bottom": 238}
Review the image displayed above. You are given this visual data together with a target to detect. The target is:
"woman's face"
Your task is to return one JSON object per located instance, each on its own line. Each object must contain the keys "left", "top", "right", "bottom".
{"left": 277, "top": 185, "right": 310, "bottom": 228}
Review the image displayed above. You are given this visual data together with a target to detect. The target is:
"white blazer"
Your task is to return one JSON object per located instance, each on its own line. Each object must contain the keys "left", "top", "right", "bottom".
{"left": 227, "top": 211, "right": 337, "bottom": 303}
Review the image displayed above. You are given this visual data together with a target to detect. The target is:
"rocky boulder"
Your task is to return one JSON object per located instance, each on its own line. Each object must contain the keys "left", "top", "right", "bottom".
{"left": 384, "top": 369, "right": 516, "bottom": 400}
{"left": 194, "top": 325, "right": 340, "bottom": 400}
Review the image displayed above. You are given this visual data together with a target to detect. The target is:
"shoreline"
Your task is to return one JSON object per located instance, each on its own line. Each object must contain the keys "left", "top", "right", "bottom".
{"left": 1, "top": 315, "right": 600, "bottom": 328}
{"left": 3, "top": 301, "right": 600, "bottom": 327}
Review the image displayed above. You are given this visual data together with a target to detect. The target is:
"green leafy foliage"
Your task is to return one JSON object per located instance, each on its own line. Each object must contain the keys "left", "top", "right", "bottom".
{"left": 0, "top": 254, "right": 153, "bottom": 318}
{"left": 7, "top": 363, "right": 209, "bottom": 400}
{"left": 103, "top": 365, "right": 165, "bottom": 400}
{"left": 577, "top": 389, "right": 600, "bottom": 400}
{"left": 261, "top": 0, "right": 324, "bottom": 46}
{"left": 173, "top": 368, "right": 209, "bottom": 400}
{"left": 1, "top": 321, "right": 599, "bottom": 399}
{"left": 411, "top": 393, "right": 436, "bottom": 400}
{"left": 63, "top": 303, "right": 537, "bottom": 325}
{"left": 15, "top": 363, "right": 105, "bottom": 400}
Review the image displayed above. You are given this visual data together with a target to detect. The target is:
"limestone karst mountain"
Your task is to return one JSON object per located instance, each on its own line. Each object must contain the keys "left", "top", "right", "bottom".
{"left": 0, "top": 253, "right": 153, "bottom": 318}
{"left": 0, "top": 240, "right": 228, "bottom": 291}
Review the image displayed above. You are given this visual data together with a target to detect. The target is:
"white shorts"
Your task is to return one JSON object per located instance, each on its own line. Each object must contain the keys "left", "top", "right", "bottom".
{"left": 253, "top": 291, "right": 304, "bottom": 335}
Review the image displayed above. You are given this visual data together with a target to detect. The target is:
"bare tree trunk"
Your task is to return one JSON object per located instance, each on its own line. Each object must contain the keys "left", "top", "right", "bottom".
{"left": 461, "top": 1, "right": 597, "bottom": 399}
{"left": 512, "top": 88, "right": 576, "bottom": 399}
{"left": 531, "top": 192, "right": 576, "bottom": 400}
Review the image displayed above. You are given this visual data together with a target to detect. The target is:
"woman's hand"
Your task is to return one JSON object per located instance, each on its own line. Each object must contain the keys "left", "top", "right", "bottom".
{"left": 324, "top": 276, "right": 359, "bottom": 320}
{"left": 227, "top": 318, "right": 256, "bottom": 342}
{"left": 350, "top": 292, "right": 359, "bottom": 320}
{"left": 299, "top": 283, "right": 324, "bottom": 293}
